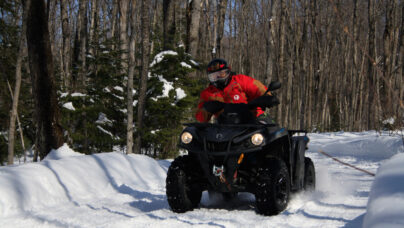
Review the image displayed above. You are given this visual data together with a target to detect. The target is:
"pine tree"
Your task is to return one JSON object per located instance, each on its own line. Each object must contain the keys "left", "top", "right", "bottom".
{"left": 60, "top": 37, "right": 126, "bottom": 154}
{"left": 142, "top": 47, "right": 204, "bottom": 158}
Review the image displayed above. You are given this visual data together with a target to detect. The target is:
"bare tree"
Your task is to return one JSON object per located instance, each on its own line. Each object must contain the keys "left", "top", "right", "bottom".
{"left": 126, "top": 0, "right": 137, "bottom": 155}
{"left": 26, "top": 0, "right": 64, "bottom": 160}
{"left": 215, "top": 0, "right": 227, "bottom": 57}
{"left": 187, "top": 0, "right": 201, "bottom": 58}
{"left": 119, "top": 0, "right": 130, "bottom": 71}
{"left": 163, "top": 0, "right": 176, "bottom": 50}
{"left": 135, "top": 0, "right": 151, "bottom": 154}
{"left": 60, "top": 0, "right": 71, "bottom": 90}
{"left": 7, "top": 0, "right": 32, "bottom": 165}
{"left": 72, "top": 0, "right": 88, "bottom": 90}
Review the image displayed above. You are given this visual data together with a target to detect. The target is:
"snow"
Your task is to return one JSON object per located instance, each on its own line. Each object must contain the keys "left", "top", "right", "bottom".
{"left": 149, "top": 75, "right": 186, "bottom": 102}
{"left": 151, "top": 75, "right": 174, "bottom": 101}
{"left": 62, "top": 102, "right": 75, "bottom": 111}
{"left": 190, "top": 60, "right": 199, "bottom": 66}
{"left": 180, "top": 62, "right": 192, "bottom": 69}
{"left": 44, "top": 144, "right": 83, "bottom": 161}
{"left": 382, "top": 117, "right": 395, "bottom": 125}
{"left": 0, "top": 131, "right": 403, "bottom": 227}
{"left": 113, "top": 86, "right": 124, "bottom": 92}
{"left": 150, "top": 50, "right": 178, "bottom": 67}
{"left": 71, "top": 92, "right": 86, "bottom": 97}
{"left": 363, "top": 153, "right": 404, "bottom": 228}
{"left": 175, "top": 88, "right": 186, "bottom": 100}
{"left": 97, "top": 126, "right": 114, "bottom": 138}
{"left": 95, "top": 113, "right": 113, "bottom": 125}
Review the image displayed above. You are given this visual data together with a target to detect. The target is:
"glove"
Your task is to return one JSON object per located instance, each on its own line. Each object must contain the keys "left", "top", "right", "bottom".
{"left": 203, "top": 101, "right": 225, "bottom": 114}
{"left": 249, "top": 95, "right": 279, "bottom": 109}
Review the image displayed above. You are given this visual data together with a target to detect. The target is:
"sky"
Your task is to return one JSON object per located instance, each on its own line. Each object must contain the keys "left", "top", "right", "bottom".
{"left": 0, "top": 130, "right": 403, "bottom": 228}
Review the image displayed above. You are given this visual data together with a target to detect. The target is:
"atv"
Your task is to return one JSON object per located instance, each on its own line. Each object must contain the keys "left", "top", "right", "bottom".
{"left": 166, "top": 81, "right": 315, "bottom": 216}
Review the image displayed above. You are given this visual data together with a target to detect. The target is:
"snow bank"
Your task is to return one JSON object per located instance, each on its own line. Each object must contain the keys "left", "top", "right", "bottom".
{"left": 0, "top": 145, "right": 166, "bottom": 217}
{"left": 0, "top": 132, "right": 403, "bottom": 227}
{"left": 44, "top": 143, "right": 83, "bottom": 160}
{"left": 363, "top": 153, "right": 404, "bottom": 228}
{"left": 308, "top": 131, "right": 403, "bottom": 160}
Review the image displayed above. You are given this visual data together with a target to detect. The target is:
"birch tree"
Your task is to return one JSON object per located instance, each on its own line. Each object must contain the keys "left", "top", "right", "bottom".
{"left": 126, "top": 0, "right": 137, "bottom": 155}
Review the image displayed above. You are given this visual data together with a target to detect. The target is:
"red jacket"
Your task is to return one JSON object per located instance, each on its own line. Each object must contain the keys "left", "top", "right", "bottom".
{"left": 196, "top": 74, "right": 270, "bottom": 122}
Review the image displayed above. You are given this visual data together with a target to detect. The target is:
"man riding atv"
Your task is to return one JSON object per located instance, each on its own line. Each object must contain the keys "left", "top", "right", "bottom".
{"left": 166, "top": 58, "right": 315, "bottom": 216}
{"left": 196, "top": 58, "right": 273, "bottom": 124}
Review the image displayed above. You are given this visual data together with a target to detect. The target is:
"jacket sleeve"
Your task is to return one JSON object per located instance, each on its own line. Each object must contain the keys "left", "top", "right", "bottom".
{"left": 195, "top": 88, "right": 225, "bottom": 122}
{"left": 195, "top": 99, "right": 211, "bottom": 123}
{"left": 195, "top": 89, "right": 213, "bottom": 122}
{"left": 240, "top": 75, "right": 271, "bottom": 99}
{"left": 238, "top": 75, "right": 272, "bottom": 116}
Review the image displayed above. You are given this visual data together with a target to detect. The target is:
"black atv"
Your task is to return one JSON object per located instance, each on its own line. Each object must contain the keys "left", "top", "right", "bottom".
{"left": 166, "top": 82, "right": 315, "bottom": 216}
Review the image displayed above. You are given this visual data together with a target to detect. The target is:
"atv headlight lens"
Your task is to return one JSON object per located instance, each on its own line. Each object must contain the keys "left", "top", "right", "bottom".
{"left": 251, "top": 133, "right": 264, "bottom": 146}
{"left": 181, "top": 132, "right": 193, "bottom": 144}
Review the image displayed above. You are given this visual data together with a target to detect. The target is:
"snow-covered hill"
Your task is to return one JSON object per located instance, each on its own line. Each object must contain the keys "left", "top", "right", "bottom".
{"left": 0, "top": 131, "right": 403, "bottom": 228}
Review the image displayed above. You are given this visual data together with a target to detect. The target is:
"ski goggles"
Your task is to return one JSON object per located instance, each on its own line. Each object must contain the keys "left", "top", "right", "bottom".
{"left": 208, "top": 69, "right": 229, "bottom": 82}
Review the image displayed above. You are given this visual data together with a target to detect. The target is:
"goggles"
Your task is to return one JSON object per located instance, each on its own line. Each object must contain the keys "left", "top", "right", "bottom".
{"left": 208, "top": 69, "right": 229, "bottom": 82}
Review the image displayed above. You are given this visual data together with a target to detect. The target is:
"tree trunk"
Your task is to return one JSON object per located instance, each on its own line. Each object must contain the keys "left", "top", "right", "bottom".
{"left": 119, "top": 0, "right": 130, "bottom": 72}
{"left": 188, "top": 0, "right": 201, "bottom": 58}
{"left": 76, "top": 0, "right": 87, "bottom": 90}
{"left": 8, "top": 0, "right": 31, "bottom": 165}
{"left": 60, "top": 0, "right": 71, "bottom": 90}
{"left": 163, "top": 0, "right": 175, "bottom": 50}
{"left": 216, "top": 0, "right": 227, "bottom": 57}
{"left": 367, "top": 0, "right": 376, "bottom": 130}
{"left": 26, "top": 0, "right": 64, "bottom": 161}
{"left": 126, "top": 0, "right": 137, "bottom": 155}
{"left": 135, "top": 0, "right": 151, "bottom": 154}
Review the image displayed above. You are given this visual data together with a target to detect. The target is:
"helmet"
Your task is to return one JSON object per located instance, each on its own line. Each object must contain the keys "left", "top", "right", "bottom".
{"left": 207, "top": 59, "right": 231, "bottom": 89}
{"left": 207, "top": 58, "right": 229, "bottom": 73}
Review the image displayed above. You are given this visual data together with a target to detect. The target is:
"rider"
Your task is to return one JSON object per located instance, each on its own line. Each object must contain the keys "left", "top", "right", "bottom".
{"left": 195, "top": 58, "right": 273, "bottom": 123}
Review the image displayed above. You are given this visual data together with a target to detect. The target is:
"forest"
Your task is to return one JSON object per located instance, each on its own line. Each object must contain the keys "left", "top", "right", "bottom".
{"left": 0, "top": 0, "right": 403, "bottom": 165}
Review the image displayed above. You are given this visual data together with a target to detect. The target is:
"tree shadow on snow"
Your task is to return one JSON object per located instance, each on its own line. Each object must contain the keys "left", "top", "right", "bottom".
{"left": 91, "top": 155, "right": 169, "bottom": 213}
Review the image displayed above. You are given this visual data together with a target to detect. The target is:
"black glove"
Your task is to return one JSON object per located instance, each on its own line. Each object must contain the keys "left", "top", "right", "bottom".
{"left": 203, "top": 101, "right": 225, "bottom": 114}
{"left": 249, "top": 95, "right": 279, "bottom": 109}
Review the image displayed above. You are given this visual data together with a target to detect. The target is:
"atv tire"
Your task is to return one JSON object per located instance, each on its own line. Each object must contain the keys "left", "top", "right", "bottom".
{"left": 303, "top": 157, "right": 316, "bottom": 191}
{"left": 255, "top": 158, "right": 290, "bottom": 216}
{"left": 166, "top": 156, "right": 202, "bottom": 213}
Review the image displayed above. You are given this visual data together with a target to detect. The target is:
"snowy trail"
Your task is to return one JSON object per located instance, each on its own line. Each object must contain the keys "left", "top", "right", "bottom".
{"left": 0, "top": 153, "right": 376, "bottom": 228}
{"left": 0, "top": 132, "right": 401, "bottom": 228}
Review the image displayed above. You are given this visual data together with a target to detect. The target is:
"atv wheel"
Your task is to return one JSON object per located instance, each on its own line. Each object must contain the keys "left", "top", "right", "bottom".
{"left": 166, "top": 156, "right": 202, "bottom": 213}
{"left": 255, "top": 158, "right": 290, "bottom": 216}
{"left": 303, "top": 157, "right": 316, "bottom": 191}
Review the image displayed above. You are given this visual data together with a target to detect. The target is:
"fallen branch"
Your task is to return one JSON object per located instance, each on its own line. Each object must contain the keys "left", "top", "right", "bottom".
{"left": 318, "top": 149, "right": 375, "bottom": 177}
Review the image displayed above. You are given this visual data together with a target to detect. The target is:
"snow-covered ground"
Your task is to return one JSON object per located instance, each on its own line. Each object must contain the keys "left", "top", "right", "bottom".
{"left": 0, "top": 131, "right": 403, "bottom": 228}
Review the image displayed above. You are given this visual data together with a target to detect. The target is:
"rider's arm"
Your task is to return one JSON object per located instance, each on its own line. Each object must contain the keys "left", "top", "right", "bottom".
{"left": 237, "top": 74, "right": 272, "bottom": 117}
{"left": 195, "top": 88, "right": 225, "bottom": 122}
{"left": 196, "top": 97, "right": 212, "bottom": 122}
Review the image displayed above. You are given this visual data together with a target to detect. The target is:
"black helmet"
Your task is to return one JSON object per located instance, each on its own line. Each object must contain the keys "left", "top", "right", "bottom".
{"left": 207, "top": 58, "right": 231, "bottom": 89}
{"left": 207, "top": 58, "right": 230, "bottom": 73}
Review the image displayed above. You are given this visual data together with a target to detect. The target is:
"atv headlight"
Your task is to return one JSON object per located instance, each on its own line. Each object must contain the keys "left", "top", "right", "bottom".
{"left": 181, "top": 132, "right": 193, "bottom": 144}
{"left": 251, "top": 133, "right": 264, "bottom": 146}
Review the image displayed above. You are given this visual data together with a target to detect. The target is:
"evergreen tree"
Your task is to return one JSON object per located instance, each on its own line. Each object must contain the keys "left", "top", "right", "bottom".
{"left": 60, "top": 38, "right": 126, "bottom": 154}
{"left": 142, "top": 47, "right": 204, "bottom": 158}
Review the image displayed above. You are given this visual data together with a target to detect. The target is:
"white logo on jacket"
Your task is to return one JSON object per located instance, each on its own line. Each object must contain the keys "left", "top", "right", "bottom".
{"left": 234, "top": 95, "right": 240, "bottom": 101}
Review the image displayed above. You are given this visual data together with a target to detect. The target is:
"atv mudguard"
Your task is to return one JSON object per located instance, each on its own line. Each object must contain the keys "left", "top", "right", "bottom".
{"left": 290, "top": 135, "right": 309, "bottom": 191}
